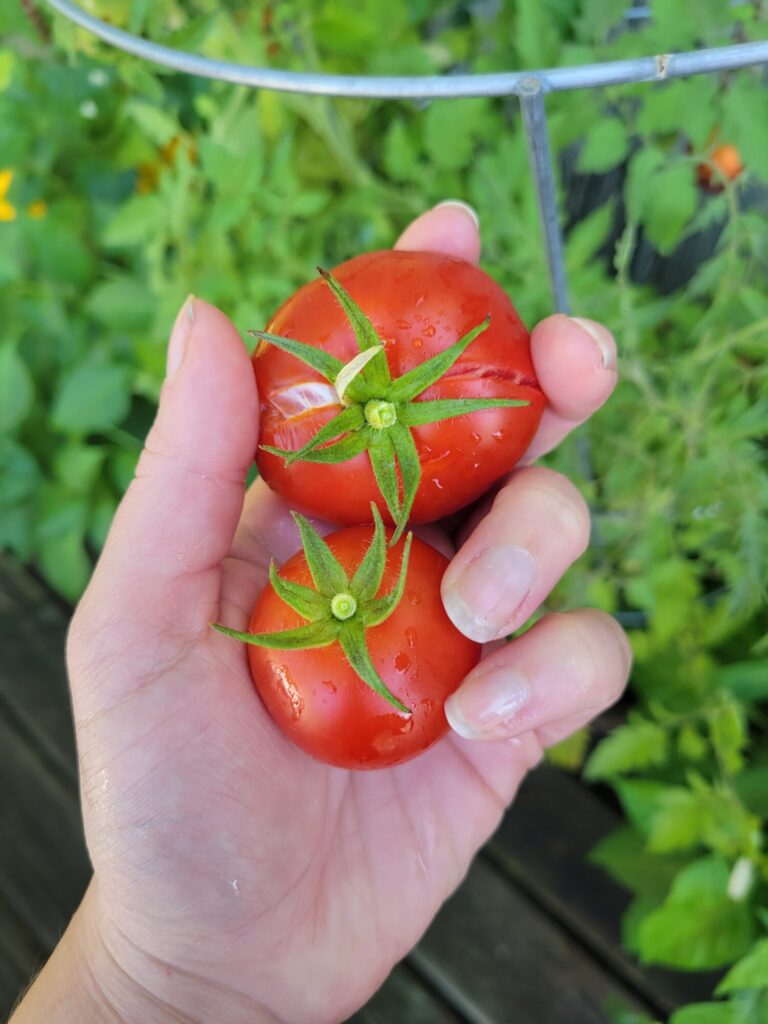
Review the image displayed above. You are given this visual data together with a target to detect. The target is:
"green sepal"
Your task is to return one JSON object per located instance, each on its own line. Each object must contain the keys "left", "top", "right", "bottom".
{"left": 248, "top": 329, "right": 344, "bottom": 383}
{"left": 388, "top": 315, "right": 492, "bottom": 402}
{"left": 212, "top": 620, "right": 338, "bottom": 650}
{"left": 363, "top": 532, "right": 413, "bottom": 628}
{"left": 293, "top": 512, "right": 349, "bottom": 596}
{"left": 269, "top": 561, "right": 329, "bottom": 622}
{"left": 399, "top": 396, "right": 529, "bottom": 427}
{"left": 318, "top": 267, "right": 391, "bottom": 393}
{"left": 367, "top": 431, "right": 401, "bottom": 529}
{"left": 274, "top": 404, "right": 365, "bottom": 466}
{"left": 338, "top": 624, "right": 410, "bottom": 715}
{"left": 349, "top": 504, "right": 387, "bottom": 601}
{"left": 388, "top": 423, "right": 420, "bottom": 544}
{"left": 262, "top": 427, "right": 371, "bottom": 465}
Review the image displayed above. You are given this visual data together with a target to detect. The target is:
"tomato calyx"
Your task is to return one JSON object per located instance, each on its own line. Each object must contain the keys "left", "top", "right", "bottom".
{"left": 212, "top": 505, "right": 413, "bottom": 715}
{"left": 250, "top": 267, "right": 530, "bottom": 541}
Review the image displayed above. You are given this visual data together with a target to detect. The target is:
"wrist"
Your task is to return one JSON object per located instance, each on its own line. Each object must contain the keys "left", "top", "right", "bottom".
{"left": 12, "top": 880, "right": 281, "bottom": 1024}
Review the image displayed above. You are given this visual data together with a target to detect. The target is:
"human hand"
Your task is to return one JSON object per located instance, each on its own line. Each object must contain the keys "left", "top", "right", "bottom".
{"left": 15, "top": 203, "right": 630, "bottom": 1024}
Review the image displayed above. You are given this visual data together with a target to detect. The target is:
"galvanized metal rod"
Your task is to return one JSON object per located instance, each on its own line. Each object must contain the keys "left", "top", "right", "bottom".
{"left": 45, "top": 0, "right": 768, "bottom": 99}
{"left": 519, "top": 80, "right": 570, "bottom": 315}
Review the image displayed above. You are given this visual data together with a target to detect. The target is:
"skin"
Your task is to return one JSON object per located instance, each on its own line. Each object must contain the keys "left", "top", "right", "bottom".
{"left": 12, "top": 202, "right": 630, "bottom": 1024}
{"left": 256, "top": 249, "right": 547, "bottom": 524}
{"left": 249, "top": 529, "right": 480, "bottom": 769}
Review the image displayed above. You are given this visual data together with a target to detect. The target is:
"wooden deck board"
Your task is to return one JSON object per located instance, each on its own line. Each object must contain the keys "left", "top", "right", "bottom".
{"left": 410, "top": 856, "right": 646, "bottom": 1024}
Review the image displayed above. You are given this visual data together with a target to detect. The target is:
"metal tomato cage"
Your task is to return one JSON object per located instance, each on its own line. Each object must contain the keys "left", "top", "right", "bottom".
{"left": 46, "top": 0, "right": 768, "bottom": 316}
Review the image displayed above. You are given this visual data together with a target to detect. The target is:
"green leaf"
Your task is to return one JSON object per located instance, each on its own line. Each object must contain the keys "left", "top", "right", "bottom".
{"left": 584, "top": 718, "right": 669, "bottom": 780}
{"left": 638, "top": 160, "right": 698, "bottom": 256}
{"left": 364, "top": 532, "right": 413, "bottom": 628}
{"left": 38, "top": 532, "right": 91, "bottom": 602}
{"left": 646, "top": 788, "right": 705, "bottom": 853}
{"left": 719, "top": 661, "right": 768, "bottom": 702}
{"left": 546, "top": 728, "right": 590, "bottom": 771}
{"left": 102, "top": 195, "right": 165, "bottom": 248}
{"left": 280, "top": 405, "right": 364, "bottom": 465}
{"left": 52, "top": 364, "right": 131, "bottom": 434}
{"left": 317, "top": 269, "right": 390, "bottom": 392}
{"left": 293, "top": 513, "right": 349, "bottom": 597}
{"left": 578, "top": 118, "right": 629, "bottom": 173}
{"left": 350, "top": 505, "right": 387, "bottom": 602}
{"left": 717, "top": 939, "right": 768, "bottom": 994}
{"left": 637, "top": 857, "right": 754, "bottom": 969}
{"left": 399, "top": 396, "right": 528, "bottom": 427}
{"left": 367, "top": 432, "right": 400, "bottom": 528}
{"left": 125, "top": 99, "right": 178, "bottom": 145}
{"left": 212, "top": 620, "right": 338, "bottom": 650}
{"left": 669, "top": 1004, "right": 741, "bottom": 1024}
{"left": 389, "top": 316, "right": 491, "bottom": 403}
{"left": 388, "top": 422, "right": 420, "bottom": 542}
{"left": 268, "top": 562, "right": 329, "bottom": 622}
{"left": 590, "top": 825, "right": 681, "bottom": 897}
{"left": 0, "top": 343, "right": 33, "bottom": 432}
{"left": 249, "top": 330, "right": 344, "bottom": 384}
{"left": 53, "top": 444, "right": 106, "bottom": 494}
{"left": 338, "top": 625, "right": 410, "bottom": 715}
{"left": 263, "top": 428, "right": 370, "bottom": 465}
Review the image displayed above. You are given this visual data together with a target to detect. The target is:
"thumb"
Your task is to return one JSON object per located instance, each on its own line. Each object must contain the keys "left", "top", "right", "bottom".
{"left": 72, "top": 297, "right": 258, "bottom": 656}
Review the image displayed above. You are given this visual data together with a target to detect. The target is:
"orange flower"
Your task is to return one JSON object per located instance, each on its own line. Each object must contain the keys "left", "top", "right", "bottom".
{"left": 0, "top": 168, "right": 16, "bottom": 222}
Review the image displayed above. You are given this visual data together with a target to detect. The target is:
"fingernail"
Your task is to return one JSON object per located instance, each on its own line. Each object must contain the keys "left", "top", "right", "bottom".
{"left": 568, "top": 317, "right": 616, "bottom": 370}
{"left": 442, "top": 547, "right": 535, "bottom": 643}
{"left": 433, "top": 199, "right": 480, "bottom": 229}
{"left": 167, "top": 295, "right": 196, "bottom": 378}
{"left": 445, "top": 666, "right": 531, "bottom": 740}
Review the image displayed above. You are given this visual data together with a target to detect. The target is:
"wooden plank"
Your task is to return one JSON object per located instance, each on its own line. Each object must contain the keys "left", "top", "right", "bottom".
{"left": 0, "top": 557, "right": 77, "bottom": 783}
{"left": 0, "top": 892, "right": 43, "bottom": 1022}
{"left": 349, "top": 962, "right": 465, "bottom": 1023}
{"left": 0, "top": 714, "right": 90, "bottom": 951}
{"left": 411, "top": 856, "right": 647, "bottom": 1024}
{"left": 489, "top": 763, "right": 715, "bottom": 1012}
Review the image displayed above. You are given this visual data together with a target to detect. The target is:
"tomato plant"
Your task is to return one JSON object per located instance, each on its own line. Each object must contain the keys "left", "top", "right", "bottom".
{"left": 215, "top": 508, "right": 480, "bottom": 769}
{"left": 253, "top": 250, "right": 545, "bottom": 536}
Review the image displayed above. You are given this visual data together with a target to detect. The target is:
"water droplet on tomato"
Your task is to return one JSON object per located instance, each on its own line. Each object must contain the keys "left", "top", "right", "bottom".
{"left": 420, "top": 698, "right": 434, "bottom": 713}
{"left": 492, "top": 430, "right": 505, "bottom": 441}
{"left": 407, "top": 590, "right": 421, "bottom": 606}
{"left": 405, "top": 626, "right": 417, "bottom": 647}
{"left": 470, "top": 432, "right": 481, "bottom": 443}
{"left": 423, "top": 324, "right": 436, "bottom": 337}
{"left": 412, "top": 338, "right": 423, "bottom": 349}
{"left": 432, "top": 478, "right": 444, "bottom": 490}
{"left": 394, "top": 652, "right": 411, "bottom": 673}
{"left": 396, "top": 319, "right": 411, "bottom": 330}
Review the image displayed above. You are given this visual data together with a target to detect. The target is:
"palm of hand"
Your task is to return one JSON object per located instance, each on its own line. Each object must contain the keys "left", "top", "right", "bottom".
{"left": 75, "top": 503, "right": 539, "bottom": 1024}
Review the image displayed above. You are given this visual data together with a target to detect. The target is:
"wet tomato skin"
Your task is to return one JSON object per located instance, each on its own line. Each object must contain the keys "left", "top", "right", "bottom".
{"left": 247, "top": 527, "right": 481, "bottom": 769}
{"left": 254, "top": 249, "right": 546, "bottom": 526}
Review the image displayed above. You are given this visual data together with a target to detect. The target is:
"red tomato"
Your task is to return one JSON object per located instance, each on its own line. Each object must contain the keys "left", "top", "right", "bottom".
{"left": 247, "top": 527, "right": 481, "bottom": 769}
{"left": 254, "top": 250, "right": 545, "bottom": 526}
{"left": 698, "top": 143, "right": 744, "bottom": 192}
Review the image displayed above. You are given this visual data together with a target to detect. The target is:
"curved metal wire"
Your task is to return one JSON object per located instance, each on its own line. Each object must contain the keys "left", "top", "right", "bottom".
{"left": 46, "top": 0, "right": 768, "bottom": 99}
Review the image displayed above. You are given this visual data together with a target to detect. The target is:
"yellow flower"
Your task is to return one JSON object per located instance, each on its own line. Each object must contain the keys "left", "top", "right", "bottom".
{"left": 0, "top": 168, "right": 16, "bottom": 222}
{"left": 27, "top": 200, "right": 47, "bottom": 219}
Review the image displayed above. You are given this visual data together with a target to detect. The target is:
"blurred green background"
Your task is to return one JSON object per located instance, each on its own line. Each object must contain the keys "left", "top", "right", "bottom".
{"left": 1, "top": 2, "right": 768, "bottom": 1020}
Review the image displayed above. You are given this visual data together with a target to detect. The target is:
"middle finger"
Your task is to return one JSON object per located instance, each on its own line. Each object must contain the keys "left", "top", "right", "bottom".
{"left": 441, "top": 465, "right": 590, "bottom": 643}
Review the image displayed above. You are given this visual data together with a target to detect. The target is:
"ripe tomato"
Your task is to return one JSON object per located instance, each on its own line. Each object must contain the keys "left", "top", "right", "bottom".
{"left": 254, "top": 250, "right": 545, "bottom": 526}
{"left": 246, "top": 526, "right": 480, "bottom": 769}
{"left": 698, "top": 143, "right": 744, "bottom": 191}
